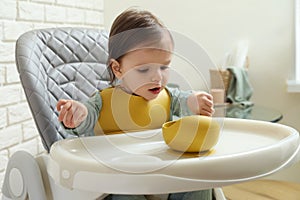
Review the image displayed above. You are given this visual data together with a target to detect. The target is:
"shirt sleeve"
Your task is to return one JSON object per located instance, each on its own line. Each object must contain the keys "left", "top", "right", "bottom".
{"left": 166, "top": 86, "right": 194, "bottom": 117}
{"left": 62, "top": 92, "right": 102, "bottom": 136}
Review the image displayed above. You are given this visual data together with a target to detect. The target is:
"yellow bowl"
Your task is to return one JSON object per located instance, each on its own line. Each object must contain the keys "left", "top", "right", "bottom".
{"left": 162, "top": 115, "right": 220, "bottom": 153}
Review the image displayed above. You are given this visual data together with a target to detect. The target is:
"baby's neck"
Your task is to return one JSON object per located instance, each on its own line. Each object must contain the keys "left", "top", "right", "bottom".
{"left": 116, "top": 85, "right": 142, "bottom": 97}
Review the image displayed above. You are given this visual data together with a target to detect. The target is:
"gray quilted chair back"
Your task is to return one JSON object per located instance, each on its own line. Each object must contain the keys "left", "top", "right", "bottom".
{"left": 15, "top": 28, "right": 110, "bottom": 152}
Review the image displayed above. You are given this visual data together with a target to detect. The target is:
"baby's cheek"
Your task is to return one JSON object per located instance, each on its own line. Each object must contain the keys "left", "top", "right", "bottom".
{"left": 126, "top": 76, "right": 150, "bottom": 91}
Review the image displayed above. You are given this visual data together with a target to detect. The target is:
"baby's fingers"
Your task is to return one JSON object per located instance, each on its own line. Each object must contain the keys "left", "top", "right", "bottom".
{"left": 57, "top": 99, "right": 68, "bottom": 111}
{"left": 205, "top": 93, "right": 213, "bottom": 101}
{"left": 63, "top": 107, "right": 75, "bottom": 128}
{"left": 203, "top": 106, "right": 215, "bottom": 116}
{"left": 205, "top": 97, "right": 214, "bottom": 107}
{"left": 58, "top": 101, "right": 72, "bottom": 122}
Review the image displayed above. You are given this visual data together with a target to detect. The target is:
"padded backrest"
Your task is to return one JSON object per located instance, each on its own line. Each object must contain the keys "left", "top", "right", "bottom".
{"left": 15, "top": 27, "right": 110, "bottom": 152}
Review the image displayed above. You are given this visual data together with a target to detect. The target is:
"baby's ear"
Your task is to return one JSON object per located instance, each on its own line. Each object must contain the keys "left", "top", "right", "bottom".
{"left": 110, "top": 59, "right": 122, "bottom": 79}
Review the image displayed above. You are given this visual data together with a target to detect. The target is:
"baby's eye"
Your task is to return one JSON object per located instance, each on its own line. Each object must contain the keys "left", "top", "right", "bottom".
{"left": 136, "top": 67, "right": 149, "bottom": 73}
{"left": 160, "top": 66, "right": 169, "bottom": 70}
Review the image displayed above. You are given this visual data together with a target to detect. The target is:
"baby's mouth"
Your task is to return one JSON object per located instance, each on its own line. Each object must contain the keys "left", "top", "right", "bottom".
{"left": 148, "top": 87, "right": 161, "bottom": 94}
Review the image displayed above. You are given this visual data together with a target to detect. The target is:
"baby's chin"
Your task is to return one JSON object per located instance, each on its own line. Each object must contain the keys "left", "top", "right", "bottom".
{"left": 133, "top": 91, "right": 158, "bottom": 101}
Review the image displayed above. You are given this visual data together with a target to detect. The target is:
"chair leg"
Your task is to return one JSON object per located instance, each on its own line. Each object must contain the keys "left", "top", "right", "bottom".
{"left": 213, "top": 188, "right": 226, "bottom": 200}
{"left": 2, "top": 151, "right": 47, "bottom": 200}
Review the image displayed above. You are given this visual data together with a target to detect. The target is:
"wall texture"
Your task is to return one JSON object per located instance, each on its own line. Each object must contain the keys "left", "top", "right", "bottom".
{"left": 0, "top": 0, "right": 104, "bottom": 198}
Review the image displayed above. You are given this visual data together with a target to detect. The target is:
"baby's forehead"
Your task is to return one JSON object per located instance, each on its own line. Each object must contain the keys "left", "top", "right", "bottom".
{"left": 121, "top": 47, "right": 172, "bottom": 67}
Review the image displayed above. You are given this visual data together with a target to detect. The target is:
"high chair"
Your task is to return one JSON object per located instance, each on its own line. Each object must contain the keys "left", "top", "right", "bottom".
{"left": 2, "top": 27, "right": 300, "bottom": 200}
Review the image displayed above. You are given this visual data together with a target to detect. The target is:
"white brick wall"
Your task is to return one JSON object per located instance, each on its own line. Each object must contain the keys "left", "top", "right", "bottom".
{"left": 3, "top": 21, "right": 33, "bottom": 41}
{"left": 0, "top": 171, "right": 4, "bottom": 199}
{"left": 0, "top": 108, "right": 7, "bottom": 129}
{"left": 0, "top": 0, "right": 17, "bottom": 20}
{"left": 0, "top": 0, "right": 104, "bottom": 197}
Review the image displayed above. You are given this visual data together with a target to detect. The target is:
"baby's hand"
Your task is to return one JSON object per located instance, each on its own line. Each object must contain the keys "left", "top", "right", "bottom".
{"left": 56, "top": 99, "right": 88, "bottom": 128}
{"left": 187, "top": 91, "right": 214, "bottom": 116}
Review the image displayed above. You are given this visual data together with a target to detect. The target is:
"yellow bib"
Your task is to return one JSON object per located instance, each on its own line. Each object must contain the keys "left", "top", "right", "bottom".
{"left": 97, "top": 87, "right": 171, "bottom": 135}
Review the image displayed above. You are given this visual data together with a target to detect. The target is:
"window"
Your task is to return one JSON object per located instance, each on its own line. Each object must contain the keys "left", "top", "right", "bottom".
{"left": 287, "top": 0, "right": 300, "bottom": 92}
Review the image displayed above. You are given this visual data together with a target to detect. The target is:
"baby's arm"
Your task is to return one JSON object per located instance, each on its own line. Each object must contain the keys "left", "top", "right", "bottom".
{"left": 56, "top": 92, "right": 102, "bottom": 136}
{"left": 187, "top": 91, "right": 214, "bottom": 116}
{"left": 57, "top": 99, "right": 88, "bottom": 128}
{"left": 166, "top": 87, "right": 214, "bottom": 117}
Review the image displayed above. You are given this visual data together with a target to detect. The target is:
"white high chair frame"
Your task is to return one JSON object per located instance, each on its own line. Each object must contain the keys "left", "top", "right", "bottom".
{"left": 2, "top": 27, "right": 300, "bottom": 200}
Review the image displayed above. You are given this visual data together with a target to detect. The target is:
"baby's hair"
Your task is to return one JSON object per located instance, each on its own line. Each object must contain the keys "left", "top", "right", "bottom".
{"left": 107, "top": 8, "right": 174, "bottom": 84}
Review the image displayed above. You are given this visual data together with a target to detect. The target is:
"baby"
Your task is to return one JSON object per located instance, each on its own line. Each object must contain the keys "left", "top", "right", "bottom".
{"left": 57, "top": 8, "right": 214, "bottom": 200}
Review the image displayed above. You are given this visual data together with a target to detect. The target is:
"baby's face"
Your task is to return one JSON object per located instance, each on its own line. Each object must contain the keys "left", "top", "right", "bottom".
{"left": 117, "top": 48, "right": 172, "bottom": 100}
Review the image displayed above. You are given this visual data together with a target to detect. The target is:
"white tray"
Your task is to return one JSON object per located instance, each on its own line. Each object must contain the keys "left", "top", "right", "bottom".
{"left": 48, "top": 118, "right": 300, "bottom": 194}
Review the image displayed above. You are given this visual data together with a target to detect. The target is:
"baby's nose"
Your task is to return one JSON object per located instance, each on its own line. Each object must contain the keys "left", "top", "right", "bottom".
{"left": 150, "top": 70, "right": 163, "bottom": 82}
